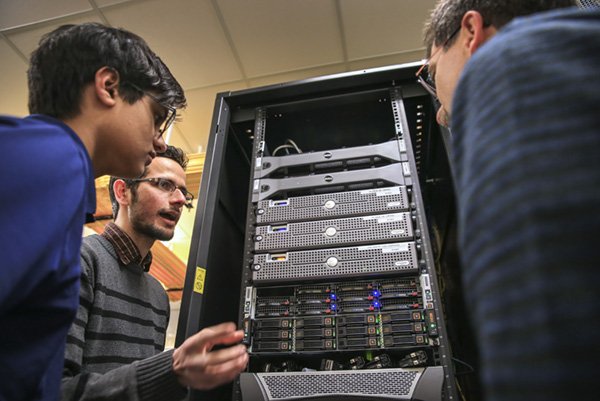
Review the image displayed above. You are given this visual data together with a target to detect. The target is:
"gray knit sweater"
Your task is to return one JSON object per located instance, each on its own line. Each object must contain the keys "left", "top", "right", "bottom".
{"left": 61, "top": 234, "right": 187, "bottom": 400}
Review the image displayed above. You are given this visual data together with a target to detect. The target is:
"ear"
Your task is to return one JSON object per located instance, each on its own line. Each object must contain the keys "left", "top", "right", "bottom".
{"left": 94, "top": 66, "right": 120, "bottom": 107}
{"left": 460, "top": 11, "right": 497, "bottom": 56}
{"left": 112, "top": 179, "right": 131, "bottom": 209}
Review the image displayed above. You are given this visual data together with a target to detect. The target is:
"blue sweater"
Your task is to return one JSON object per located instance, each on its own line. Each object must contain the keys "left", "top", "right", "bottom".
{"left": 0, "top": 115, "right": 95, "bottom": 401}
{"left": 451, "top": 8, "right": 600, "bottom": 401}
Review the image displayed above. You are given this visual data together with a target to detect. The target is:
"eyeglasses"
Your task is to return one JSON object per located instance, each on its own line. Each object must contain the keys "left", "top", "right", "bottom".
{"left": 125, "top": 82, "right": 177, "bottom": 137}
{"left": 416, "top": 27, "right": 460, "bottom": 100}
{"left": 131, "top": 177, "right": 194, "bottom": 208}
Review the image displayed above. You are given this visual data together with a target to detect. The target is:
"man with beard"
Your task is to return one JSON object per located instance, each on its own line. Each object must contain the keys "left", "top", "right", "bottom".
{"left": 62, "top": 146, "right": 248, "bottom": 400}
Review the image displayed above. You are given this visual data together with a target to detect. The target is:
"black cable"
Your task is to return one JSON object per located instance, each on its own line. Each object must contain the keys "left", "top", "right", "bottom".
{"left": 452, "top": 357, "right": 475, "bottom": 375}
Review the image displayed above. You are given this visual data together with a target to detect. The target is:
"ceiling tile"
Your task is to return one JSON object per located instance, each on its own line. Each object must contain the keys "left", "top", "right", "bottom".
{"left": 94, "top": 0, "right": 135, "bottom": 7}
{"left": 6, "top": 14, "right": 104, "bottom": 60}
{"left": 217, "top": 0, "right": 343, "bottom": 77}
{"left": 0, "top": 39, "right": 28, "bottom": 116}
{"left": 341, "top": 0, "right": 435, "bottom": 60}
{"left": 248, "top": 64, "right": 348, "bottom": 89}
{"left": 102, "top": 0, "right": 244, "bottom": 89}
{"left": 0, "top": 0, "right": 92, "bottom": 30}
{"left": 348, "top": 50, "right": 424, "bottom": 71}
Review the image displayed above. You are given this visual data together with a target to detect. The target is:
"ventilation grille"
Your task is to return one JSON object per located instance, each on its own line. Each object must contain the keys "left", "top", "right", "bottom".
{"left": 256, "top": 186, "right": 409, "bottom": 224}
{"left": 255, "top": 212, "right": 413, "bottom": 251}
{"left": 257, "top": 368, "right": 421, "bottom": 400}
{"left": 253, "top": 243, "right": 418, "bottom": 283}
{"left": 578, "top": 0, "right": 600, "bottom": 8}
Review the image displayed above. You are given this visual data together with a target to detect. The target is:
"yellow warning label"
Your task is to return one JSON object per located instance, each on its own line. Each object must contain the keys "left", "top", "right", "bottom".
{"left": 193, "top": 267, "right": 206, "bottom": 294}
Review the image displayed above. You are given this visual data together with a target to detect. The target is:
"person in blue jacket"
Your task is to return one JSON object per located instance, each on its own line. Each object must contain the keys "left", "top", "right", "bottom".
{"left": 0, "top": 22, "right": 186, "bottom": 401}
{"left": 420, "top": 1, "right": 600, "bottom": 400}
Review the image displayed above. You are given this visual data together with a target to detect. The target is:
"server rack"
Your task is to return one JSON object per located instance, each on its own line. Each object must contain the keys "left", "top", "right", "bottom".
{"left": 177, "top": 62, "right": 475, "bottom": 401}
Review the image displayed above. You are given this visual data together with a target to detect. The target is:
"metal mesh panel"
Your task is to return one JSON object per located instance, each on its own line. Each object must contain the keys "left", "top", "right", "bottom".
{"left": 336, "top": 289, "right": 373, "bottom": 301}
{"left": 255, "top": 297, "right": 294, "bottom": 317}
{"left": 380, "top": 297, "right": 421, "bottom": 311}
{"left": 296, "top": 285, "right": 331, "bottom": 295}
{"left": 253, "top": 243, "right": 418, "bottom": 283}
{"left": 257, "top": 369, "right": 421, "bottom": 400}
{"left": 296, "top": 302, "right": 333, "bottom": 316}
{"left": 256, "top": 186, "right": 409, "bottom": 224}
{"left": 578, "top": 0, "right": 600, "bottom": 8}
{"left": 256, "top": 296, "right": 292, "bottom": 306}
{"left": 255, "top": 212, "right": 413, "bottom": 251}
{"left": 380, "top": 278, "right": 418, "bottom": 290}
{"left": 380, "top": 287, "right": 419, "bottom": 298}
{"left": 255, "top": 306, "right": 292, "bottom": 318}
{"left": 337, "top": 300, "right": 376, "bottom": 313}
{"left": 296, "top": 293, "right": 330, "bottom": 303}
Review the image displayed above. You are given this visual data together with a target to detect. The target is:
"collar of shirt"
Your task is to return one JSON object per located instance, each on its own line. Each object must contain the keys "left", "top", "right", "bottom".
{"left": 101, "top": 222, "right": 153, "bottom": 272}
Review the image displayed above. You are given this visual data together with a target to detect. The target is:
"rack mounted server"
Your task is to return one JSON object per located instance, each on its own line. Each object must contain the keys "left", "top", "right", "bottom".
{"left": 177, "top": 63, "right": 473, "bottom": 400}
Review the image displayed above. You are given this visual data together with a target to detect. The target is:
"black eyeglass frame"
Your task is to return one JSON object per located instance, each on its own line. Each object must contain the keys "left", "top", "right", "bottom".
{"left": 415, "top": 26, "right": 461, "bottom": 100}
{"left": 130, "top": 177, "right": 194, "bottom": 209}
{"left": 124, "top": 82, "right": 177, "bottom": 136}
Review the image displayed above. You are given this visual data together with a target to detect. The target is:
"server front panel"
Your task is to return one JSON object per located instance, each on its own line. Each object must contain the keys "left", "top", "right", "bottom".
{"left": 233, "top": 87, "right": 456, "bottom": 401}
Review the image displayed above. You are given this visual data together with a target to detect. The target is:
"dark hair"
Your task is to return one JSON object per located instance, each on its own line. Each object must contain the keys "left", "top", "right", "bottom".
{"left": 28, "top": 22, "right": 186, "bottom": 118}
{"left": 423, "top": 0, "right": 576, "bottom": 56}
{"left": 109, "top": 145, "right": 189, "bottom": 218}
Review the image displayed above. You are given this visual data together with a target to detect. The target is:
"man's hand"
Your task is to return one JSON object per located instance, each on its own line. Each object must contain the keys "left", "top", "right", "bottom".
{"left": 172, "top": 322, "right": 248, "bottom": 390}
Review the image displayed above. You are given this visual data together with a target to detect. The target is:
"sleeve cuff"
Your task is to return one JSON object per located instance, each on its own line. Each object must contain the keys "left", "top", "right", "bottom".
{"left": 135, "top": 349, "right": 188, "bottom": 401}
